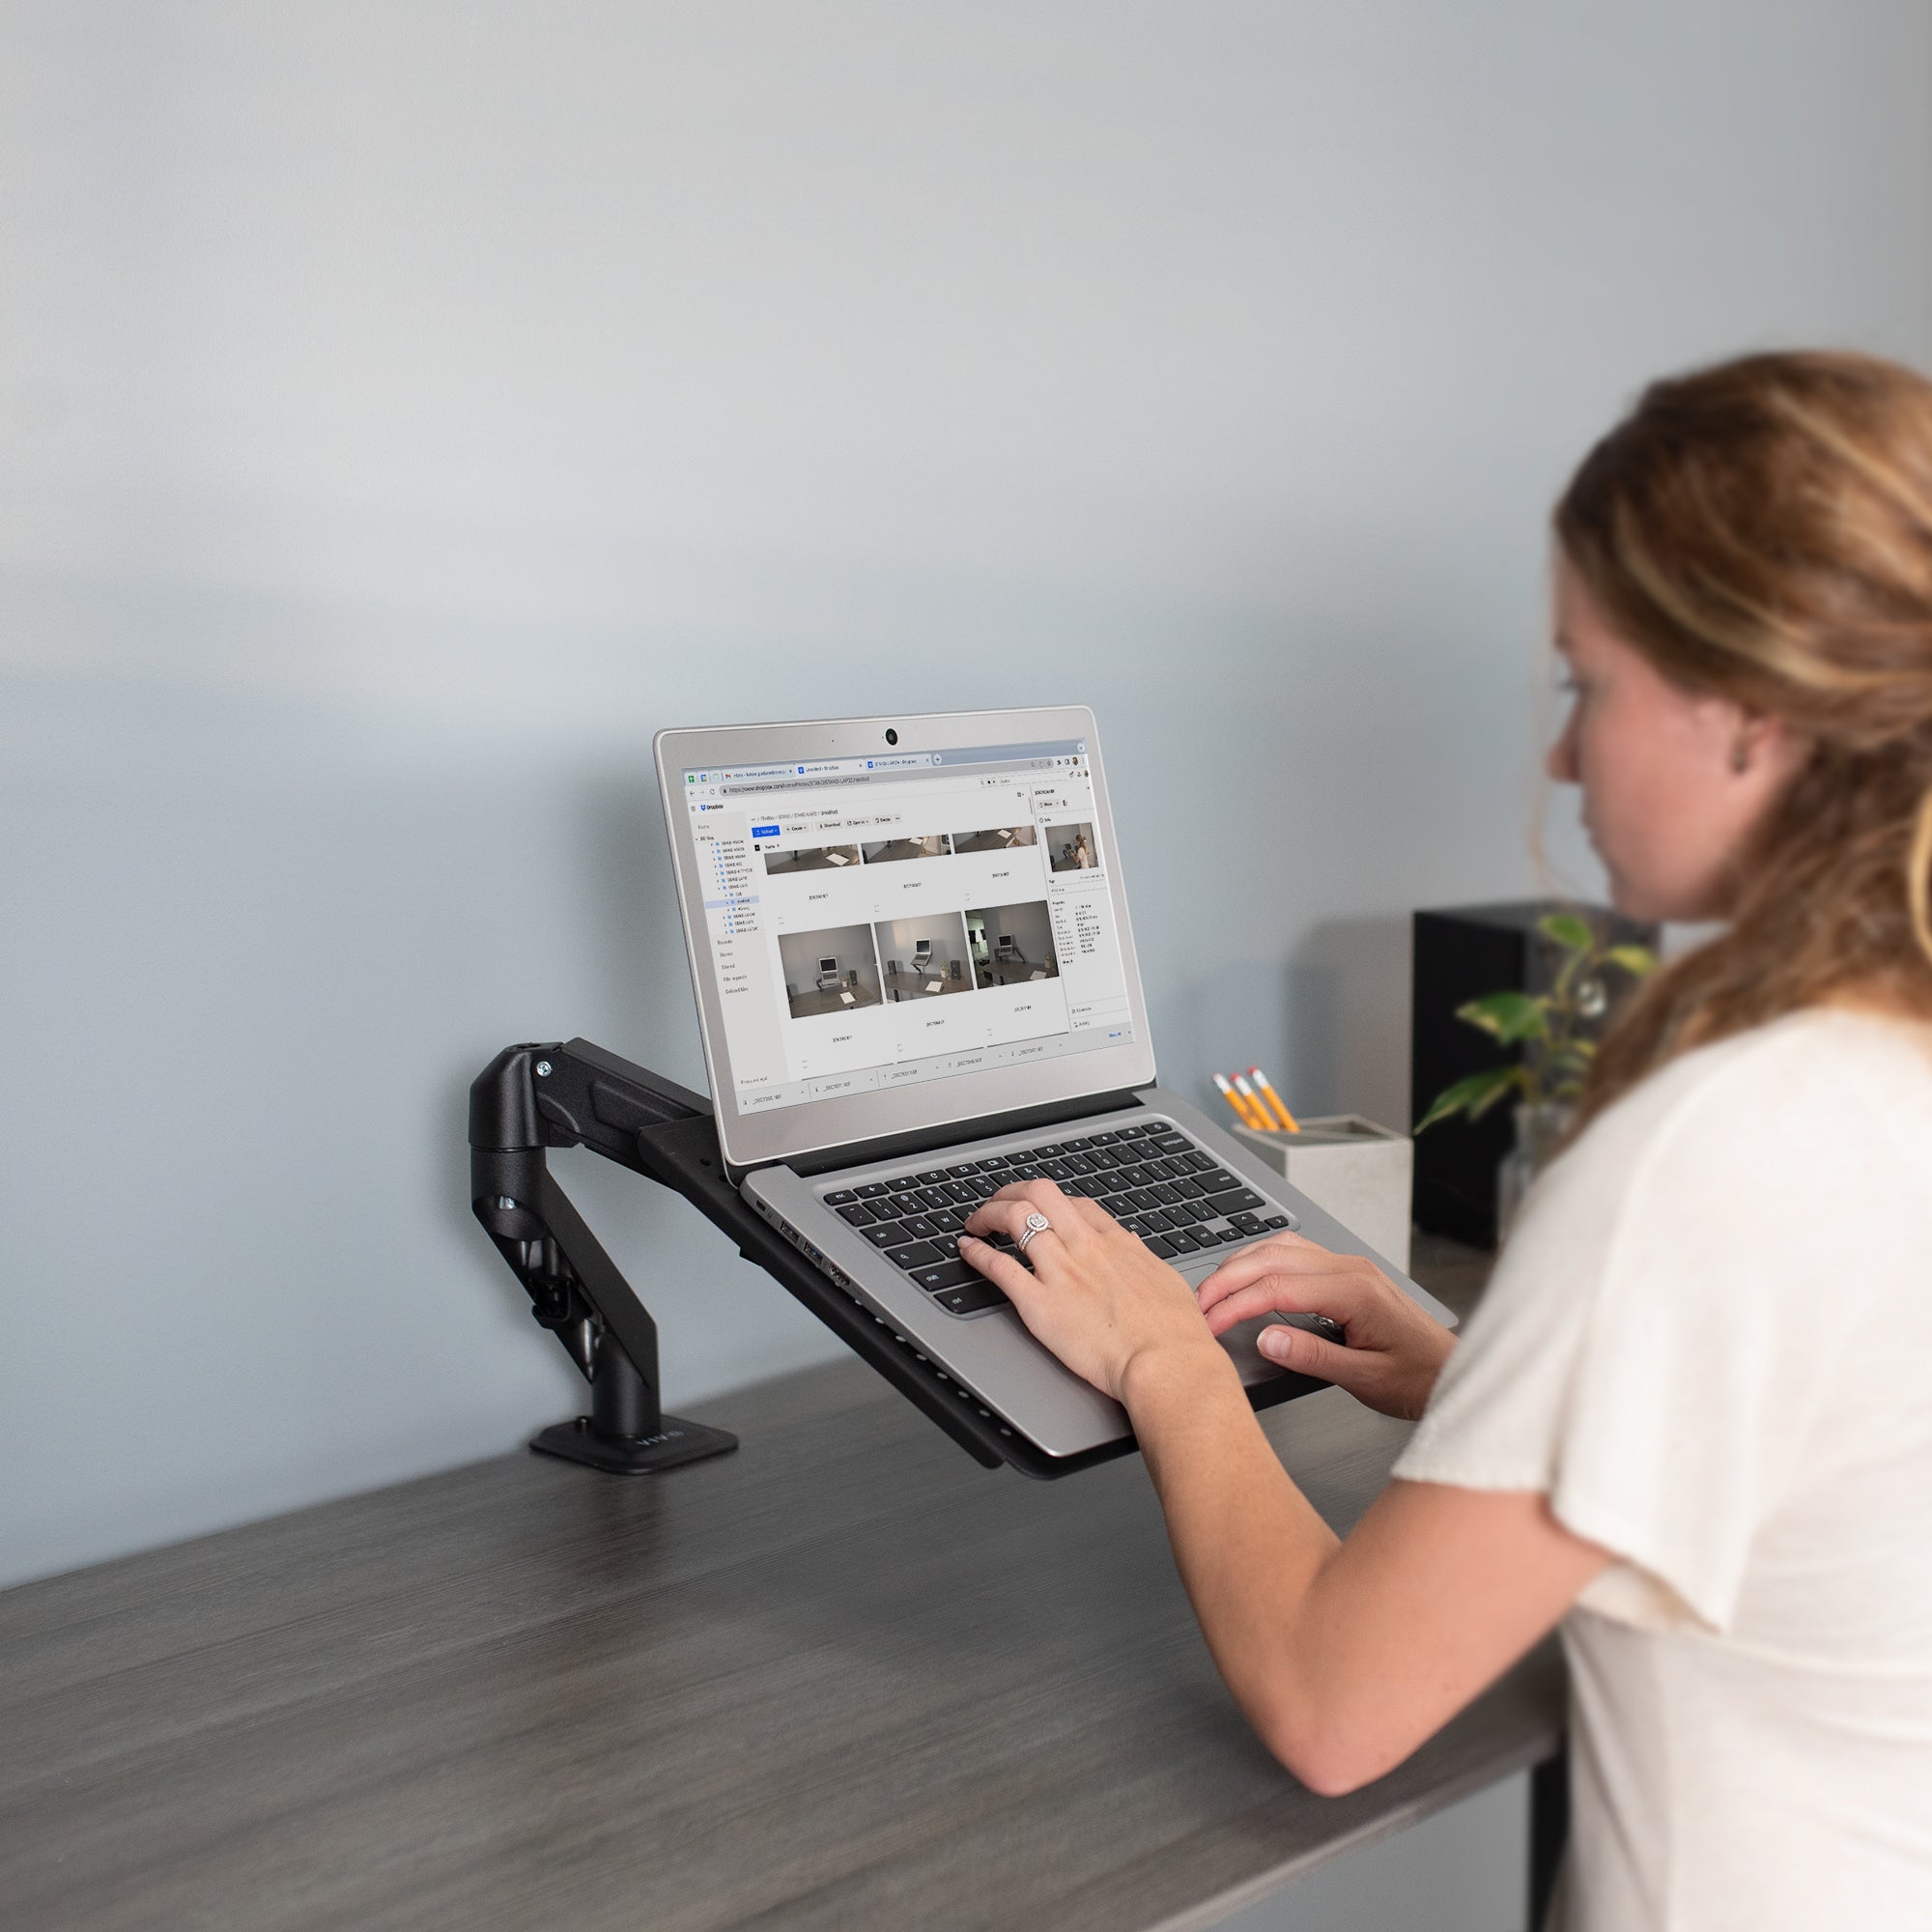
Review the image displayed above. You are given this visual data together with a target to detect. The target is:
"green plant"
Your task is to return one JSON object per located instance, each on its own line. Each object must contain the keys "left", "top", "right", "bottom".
{"left": 1414, "top": 911, "right": 1657, "bottom": 1133}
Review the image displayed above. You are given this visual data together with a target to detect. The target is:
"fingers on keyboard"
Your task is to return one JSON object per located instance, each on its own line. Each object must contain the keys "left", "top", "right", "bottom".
{"left": 827, "top": 1121, "right": 1292, "bottom": 1314}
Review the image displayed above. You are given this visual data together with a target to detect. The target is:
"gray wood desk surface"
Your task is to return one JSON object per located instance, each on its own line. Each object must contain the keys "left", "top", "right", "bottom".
{"left": 0, "top": 1248, "right": 1555, "bottom": 1932}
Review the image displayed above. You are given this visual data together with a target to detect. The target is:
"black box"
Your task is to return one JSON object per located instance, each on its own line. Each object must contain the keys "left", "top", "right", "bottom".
{"left": 1410, "top": 900, "right": 1657, "bottom": 1248}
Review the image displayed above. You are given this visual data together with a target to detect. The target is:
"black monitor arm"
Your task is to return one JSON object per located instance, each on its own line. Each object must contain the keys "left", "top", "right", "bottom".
{"left": 468, "top": 1038, "right": 740, "bottom": 1473}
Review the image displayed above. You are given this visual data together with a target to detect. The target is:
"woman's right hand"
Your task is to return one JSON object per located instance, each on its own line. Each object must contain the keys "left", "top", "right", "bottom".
{"left": 1195, "top": 1232, "right": 1456, "bottom": 1421}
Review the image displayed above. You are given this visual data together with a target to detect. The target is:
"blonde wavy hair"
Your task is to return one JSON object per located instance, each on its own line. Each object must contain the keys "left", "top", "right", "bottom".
{"left": 1556, "top": 350, "right": 1932, "bottom": 1130}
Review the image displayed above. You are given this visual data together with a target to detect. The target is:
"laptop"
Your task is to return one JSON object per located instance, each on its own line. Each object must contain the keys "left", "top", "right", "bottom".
{"left": 656, "top": 705, "right": 1453, "bottom": 1460}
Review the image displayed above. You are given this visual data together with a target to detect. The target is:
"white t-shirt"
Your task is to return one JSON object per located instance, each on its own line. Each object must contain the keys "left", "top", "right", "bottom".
{"left": 1393, "top": 1009, "right": 1932, "bottom": 1932}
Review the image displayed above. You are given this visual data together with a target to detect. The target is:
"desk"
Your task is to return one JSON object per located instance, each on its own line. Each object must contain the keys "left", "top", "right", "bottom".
{"left": 788, "top": 981, "right": 875, "bottom": 1019}
{"left": 865, "top": 838, "right": 946, "bottom": 864}
{"left": 0, "top": 1244, "right": 1556, "bottom": 1932}
{"left": 885, "top": 968, "right": 969, "bottom": 1000}
{"left": 951, "top": 828, "right": 1035, "bottom": 855}
{"left": 976, "top": 953, "right": 1055, "bottom": 988}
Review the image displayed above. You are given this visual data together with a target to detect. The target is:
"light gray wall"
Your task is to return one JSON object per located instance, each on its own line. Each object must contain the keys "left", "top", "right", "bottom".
{"left": 5, "top": 2, "right": 1929, "bottom": 1597}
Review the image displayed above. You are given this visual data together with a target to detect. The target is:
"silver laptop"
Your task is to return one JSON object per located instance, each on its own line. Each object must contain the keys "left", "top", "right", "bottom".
{"left": 656, "top": 705, "right": 1453, "bottom": 1460}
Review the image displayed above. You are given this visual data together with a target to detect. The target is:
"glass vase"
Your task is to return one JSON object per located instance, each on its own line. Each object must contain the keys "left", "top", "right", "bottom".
{"left": 1496, "top": 1101, "right": 1572, "bottom": 1243}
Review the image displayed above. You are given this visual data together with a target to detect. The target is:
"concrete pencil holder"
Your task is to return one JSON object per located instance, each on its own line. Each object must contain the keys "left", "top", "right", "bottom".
{"left": 1227, "top": 1115, "right": 1413, "bottom": 1274}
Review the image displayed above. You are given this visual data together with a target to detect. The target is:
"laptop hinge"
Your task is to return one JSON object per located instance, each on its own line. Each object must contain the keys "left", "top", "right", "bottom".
{"left": 773, "top": 1083, "right": 1155, "bottom": 1181}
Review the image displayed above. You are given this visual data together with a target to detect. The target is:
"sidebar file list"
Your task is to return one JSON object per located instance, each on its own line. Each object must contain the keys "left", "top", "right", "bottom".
{"left": 697, "top": 820, "right": 761, "bottom": 1005}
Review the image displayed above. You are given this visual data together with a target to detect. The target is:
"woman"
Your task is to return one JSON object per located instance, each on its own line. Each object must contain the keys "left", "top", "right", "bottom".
{"left": 959, "top": 351, "right": 1932, "bottom": 1928}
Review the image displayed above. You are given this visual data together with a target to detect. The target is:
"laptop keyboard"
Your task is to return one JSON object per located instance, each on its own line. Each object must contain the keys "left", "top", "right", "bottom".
{"left": 820, "top": 1119, "right": 1294, "bottom": 1318}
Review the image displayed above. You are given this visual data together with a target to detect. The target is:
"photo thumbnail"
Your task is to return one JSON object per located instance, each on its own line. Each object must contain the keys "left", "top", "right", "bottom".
{"left": 762, "top": 842, "right": 862, "bottom": 874}
{"left": 950, "top": 825, "right": 1037, "bottom": 856}
{"left": 873, "top": 914, "right": 974, "bottom": 1000}
{"left": 861, "top": 834, "right": 952, "bottom": 864}
{"left": 778, "top": 924, "right": 882, "bottom": 1019}
{"left": 1044, "top": 823, "right": 1098, "bottom": 872}
{"left": 965, "top": 901, "right": 1059, "bottom": 986}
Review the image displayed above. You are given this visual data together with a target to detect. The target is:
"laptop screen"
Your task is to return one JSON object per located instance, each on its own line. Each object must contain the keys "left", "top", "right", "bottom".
{"left": 678, "top": 736, "right": 1138, "bottom": 1120}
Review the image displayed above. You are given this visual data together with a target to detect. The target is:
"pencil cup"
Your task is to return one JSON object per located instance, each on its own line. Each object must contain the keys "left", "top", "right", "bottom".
{"left": 1227, "top": 1116, "right": 1413, "bottom": 1274}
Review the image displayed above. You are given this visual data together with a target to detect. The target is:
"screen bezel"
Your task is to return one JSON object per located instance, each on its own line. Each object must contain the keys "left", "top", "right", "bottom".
{"left": 654, "top": 705, "right": 1157, "bottom": 1172}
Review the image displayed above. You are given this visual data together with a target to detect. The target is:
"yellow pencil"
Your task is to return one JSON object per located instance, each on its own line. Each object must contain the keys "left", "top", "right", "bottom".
{"left": 1227, "top": 1073, "right": 1274, "bottom": 1131}
{"left": 1212, "top": 1071, "right": 1267, "bottom": 1129}
{"left": 1232, "top": 1073, "right": 1279, "bottom": 1132}
{"left": 1248, "top": 1065, "right": 1301, "bottom": 1133}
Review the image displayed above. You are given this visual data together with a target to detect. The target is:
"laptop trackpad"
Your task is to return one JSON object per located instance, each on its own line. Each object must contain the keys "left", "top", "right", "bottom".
{"left": 1175, "top": 1260, "right": 1293, "bottom": 1387}
{"left": 1215, "top": 1314, "right": 1295, "bottom": 1388}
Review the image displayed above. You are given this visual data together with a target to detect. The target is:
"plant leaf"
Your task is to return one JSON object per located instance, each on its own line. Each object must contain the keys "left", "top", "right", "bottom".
{"left": 1605, "top": 944, "right": 1658, "bottom": 978}
{"left": 1414, "top": 1065, "right": 1520, "bottom": 1133}
{"left": 1457, "top": 989, "right": 1548, "bottom": 1043}
{"left": 1537, "top": 910, "right": 1596, "bottom": 952}
{"left": 1467, "top": 1065, "right": 1527, "bottom": 1120}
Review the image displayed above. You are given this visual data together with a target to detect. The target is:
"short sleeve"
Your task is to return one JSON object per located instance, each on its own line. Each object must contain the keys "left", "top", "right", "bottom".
{"left": 1393, "top": 1034, "right": 1849, "bottom": 1634}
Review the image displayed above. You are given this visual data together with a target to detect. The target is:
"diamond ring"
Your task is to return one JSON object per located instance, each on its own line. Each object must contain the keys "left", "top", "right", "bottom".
{"left": 1016, "top": 1210, "right": 1052, "bottom": 1255}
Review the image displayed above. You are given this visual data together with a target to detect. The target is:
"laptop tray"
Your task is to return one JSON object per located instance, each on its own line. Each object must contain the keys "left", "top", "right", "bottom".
{"left": 499, "top": 1037, "right": 1327, "bottom": 1480}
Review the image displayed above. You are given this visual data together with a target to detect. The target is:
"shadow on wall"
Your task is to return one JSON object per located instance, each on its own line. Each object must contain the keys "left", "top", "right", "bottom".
{"left": 1290, "top": 916, "right": 1410, "bottom": 1130}
{"left": 1160, "top": 915, "right": 1410, "bottom": 1130}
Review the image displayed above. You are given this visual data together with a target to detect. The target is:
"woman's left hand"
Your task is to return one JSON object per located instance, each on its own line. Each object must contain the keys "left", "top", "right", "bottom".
{"left": 959, "top": 1180, "right": 1226, "bottom": 1402}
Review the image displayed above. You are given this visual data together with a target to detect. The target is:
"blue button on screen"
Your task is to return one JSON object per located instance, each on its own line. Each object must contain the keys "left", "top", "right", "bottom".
{"left": 752, "top": 824, "right": 781, "bottom": 838}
